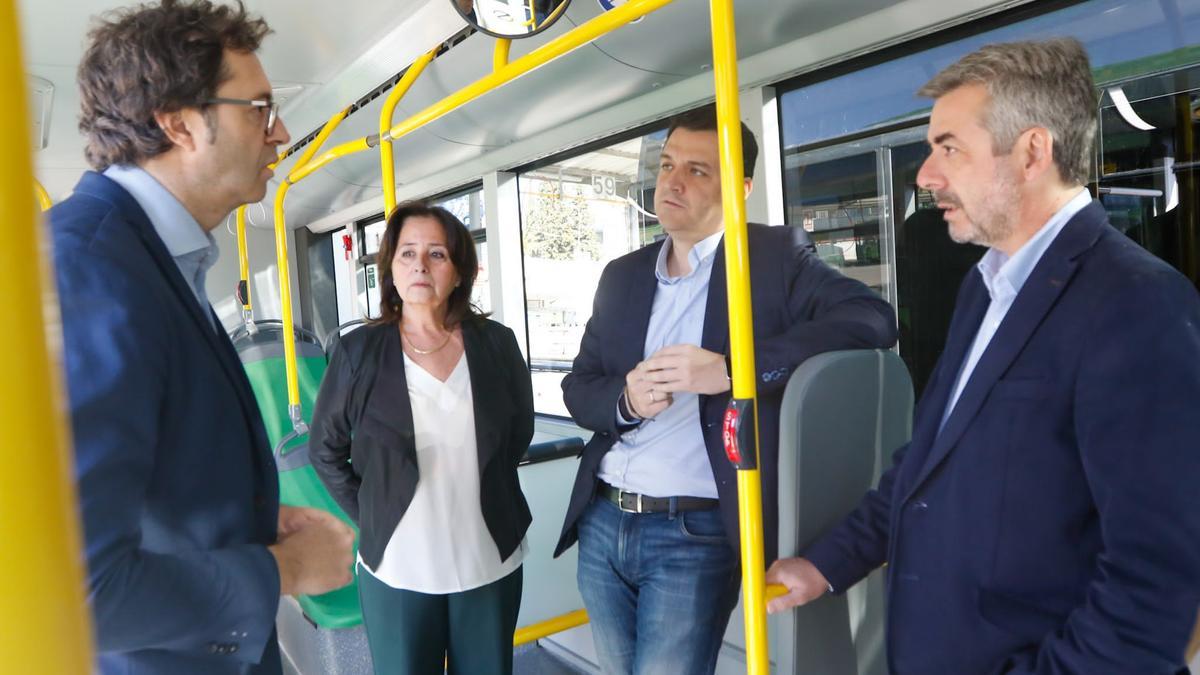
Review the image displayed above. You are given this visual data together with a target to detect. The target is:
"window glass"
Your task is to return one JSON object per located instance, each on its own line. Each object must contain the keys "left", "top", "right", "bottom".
{"left": 520, "top": 130, "right": 666, "bottom": 416}
{"left": 1097, "top": 63, "right": 1200, "bottom": 289}
{"left": 779, "top": 0, "right": 1200, "bottom": 396}
{"left": 786, "top": 147, "right": 890, "bottom": 296}
{"left": 362, "top": 220, "right": 386, "bottom": 256}
{"left": 433, "top": 187, "right": 491, "bottom": 314}
{"left": 779, "top": 0, "right": 1200, "bottom": 150}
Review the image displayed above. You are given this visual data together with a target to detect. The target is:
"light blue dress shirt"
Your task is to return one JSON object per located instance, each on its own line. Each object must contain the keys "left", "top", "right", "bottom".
{"left": 103, "top": 165, "right": 220, "bottom": 331}
{"left": 598, "top": 229, "right": 725, "bottom": 499}
{"left": 940, "top": 188, "right": 1092, "bottom": 429}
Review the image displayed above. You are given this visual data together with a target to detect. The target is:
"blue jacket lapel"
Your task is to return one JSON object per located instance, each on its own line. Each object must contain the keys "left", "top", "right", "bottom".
{"left": 620, "top": 242, "right": 661, "bottom": 369}
{"left": 75, "top": 173, "right": 269, "bottom": 455}
{"left": 904, "top": 272, "right": 990, "bottom": 471}
{"left": 905, "top": 202, "right": 1107, "bottom": 496}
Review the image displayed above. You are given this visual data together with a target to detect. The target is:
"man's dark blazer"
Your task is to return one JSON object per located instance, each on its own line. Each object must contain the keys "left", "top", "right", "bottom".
{"left": 805, "top": 201, "right": 1200, "bottom": 674}
{"left": 50, "top": 172, "right": 282, "bottom": 674}
{"left": 310, "top": 318, "right": 534, "bottom": 570}
{"left": 554, "top": 223, "right": 898, "bottom": 564}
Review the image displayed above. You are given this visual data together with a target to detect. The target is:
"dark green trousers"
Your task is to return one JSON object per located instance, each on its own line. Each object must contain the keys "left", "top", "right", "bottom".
{"left": 357, "top": 564, "right": 523, "bottom": 675}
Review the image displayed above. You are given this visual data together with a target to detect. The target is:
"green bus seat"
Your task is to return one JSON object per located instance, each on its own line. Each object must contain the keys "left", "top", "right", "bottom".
{"left": 232, "top": 321, "right": 363, "bottom": 630}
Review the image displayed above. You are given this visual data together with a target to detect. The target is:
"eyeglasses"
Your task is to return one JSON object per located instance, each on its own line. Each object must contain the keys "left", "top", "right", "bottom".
{"left": 204, "top": 97, "right": 279, "bottom": 135}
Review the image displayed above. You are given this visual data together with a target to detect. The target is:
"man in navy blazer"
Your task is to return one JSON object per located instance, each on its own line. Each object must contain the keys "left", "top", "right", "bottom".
{"left": 554, "top": 105, "right": 897, "bottom": 674}
{"left": 51, "top": 2, "right": 353, "bottom": 673}
{"left": 767, "top": 39, "right": 1200, "bottom": 674}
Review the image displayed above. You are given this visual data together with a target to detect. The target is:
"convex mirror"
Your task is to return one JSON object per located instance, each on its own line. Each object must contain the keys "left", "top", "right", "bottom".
{"left": 451, "top": 0, "right": 572, "bottom": 38}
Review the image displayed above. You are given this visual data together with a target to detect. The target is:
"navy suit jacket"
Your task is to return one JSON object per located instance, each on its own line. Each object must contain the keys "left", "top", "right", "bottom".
{"left": 554, "top": 223, "right": 897, "bottom": 563}
{"left": 806, "top": 201, "right": 1200, "bottom": 674}
{"left": 50, "top": 172, "right": 282, "bottom": 674}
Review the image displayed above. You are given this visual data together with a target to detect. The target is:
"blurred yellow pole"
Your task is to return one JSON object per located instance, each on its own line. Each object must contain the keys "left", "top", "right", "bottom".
{"left": 0, "top": 0, "right": 94, "bottom": 671}
{"left": 34, "top": 177, "right": 51, "bottom": 210}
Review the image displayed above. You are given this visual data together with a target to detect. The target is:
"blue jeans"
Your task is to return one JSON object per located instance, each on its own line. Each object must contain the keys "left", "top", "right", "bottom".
{"left": 576, "top": 496, "right": 741, "bottom": 675}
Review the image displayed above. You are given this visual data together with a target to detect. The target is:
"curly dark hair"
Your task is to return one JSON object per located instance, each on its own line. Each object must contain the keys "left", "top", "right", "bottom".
{"left": 78, "top": 0, "right": 271, "bottom": 170}
{"left": 374, "top": 202, "right": 483, "bottom": 328}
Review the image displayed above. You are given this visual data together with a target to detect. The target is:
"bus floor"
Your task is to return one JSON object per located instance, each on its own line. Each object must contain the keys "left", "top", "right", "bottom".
{"left": 513, "top": 641, "right": 589, "bottom": 674}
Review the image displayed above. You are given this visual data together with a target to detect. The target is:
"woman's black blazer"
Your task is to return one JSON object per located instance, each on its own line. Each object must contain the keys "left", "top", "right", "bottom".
{"left": 309, "top": 317, "right": 535, "bottom": 571}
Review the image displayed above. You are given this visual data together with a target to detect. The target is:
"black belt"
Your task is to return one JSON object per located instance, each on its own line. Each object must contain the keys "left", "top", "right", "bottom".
{"left": 598, "top": 482, "right": 719, "bottom": 514}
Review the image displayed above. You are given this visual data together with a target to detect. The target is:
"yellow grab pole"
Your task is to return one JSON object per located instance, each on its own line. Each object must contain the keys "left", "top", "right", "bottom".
{"left": 708, "top": 0, "right": 772, "bottom": 672}
{"left": 493, "top": 39, "right": 511, "bottom": 72}
{"left": 513, "top": 609, "right": 589, "bottom": 647}
{"left": 269, "top": 107, "right": 351, "bottom": 434}
{"left": 271, "top": 180, "right": 305, "bottom": 425}
{"left": 34, "top": 177, "right": 51, "bottom": 211}
{"left": 380, "top": 48, "right": 438, "bottom": 216}
{"left": 235, "top": 206, "right": 254, "bottom": 330}
{"left": 0, "top": 0, "right": 94, "bottom": 670}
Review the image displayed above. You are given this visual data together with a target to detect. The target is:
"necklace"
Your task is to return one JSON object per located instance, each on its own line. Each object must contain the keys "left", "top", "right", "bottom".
{"left": 401, "top": 327, "right": 452, "bottom": 355}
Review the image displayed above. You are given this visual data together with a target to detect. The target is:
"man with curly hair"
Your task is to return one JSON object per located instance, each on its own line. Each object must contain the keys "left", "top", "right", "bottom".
{"left": 49, "top": 2, "right": 354, "bottom": 672}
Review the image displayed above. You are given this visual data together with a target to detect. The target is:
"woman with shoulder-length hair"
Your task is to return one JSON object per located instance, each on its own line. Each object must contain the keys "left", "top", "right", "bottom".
{"left": 310, "top": 202, "right": 533, "bottom": 674}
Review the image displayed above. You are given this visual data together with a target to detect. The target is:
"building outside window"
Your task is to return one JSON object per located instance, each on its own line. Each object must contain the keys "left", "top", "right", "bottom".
{"left": 519, "top": 130, "right": 666, "bottom": 416}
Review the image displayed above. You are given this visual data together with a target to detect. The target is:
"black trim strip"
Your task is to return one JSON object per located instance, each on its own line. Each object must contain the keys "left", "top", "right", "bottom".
{"left": 519, "top": 437, "right": 585, "bottom": 466}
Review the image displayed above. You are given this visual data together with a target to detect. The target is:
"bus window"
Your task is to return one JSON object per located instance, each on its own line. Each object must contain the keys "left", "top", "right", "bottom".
{"left": 519, "top": 129, "right": 666, "bottom": 416}
{"left": 433, "top": 187, "right": 491, "bottom": 314}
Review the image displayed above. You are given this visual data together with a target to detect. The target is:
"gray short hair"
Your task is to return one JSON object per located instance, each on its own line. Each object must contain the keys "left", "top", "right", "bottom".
{"left": 918, "top": 38, "right": 1097, "bottom": 185}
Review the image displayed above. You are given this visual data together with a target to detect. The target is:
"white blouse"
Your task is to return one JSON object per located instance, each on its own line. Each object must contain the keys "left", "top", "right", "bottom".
{"left": 361, "top": 352, "right": 526, "bottom": 594}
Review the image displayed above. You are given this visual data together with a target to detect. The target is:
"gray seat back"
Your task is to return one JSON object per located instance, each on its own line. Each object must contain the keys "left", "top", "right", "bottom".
{"left": 774, "top": 349, "right": 912, "bottom": 675}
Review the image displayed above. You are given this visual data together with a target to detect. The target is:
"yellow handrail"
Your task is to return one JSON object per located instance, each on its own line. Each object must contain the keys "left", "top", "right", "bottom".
{"left": 708, "top": 0, "right": 773, "bottom": 671}
{"left": 380, "top": 48, "right": 439, "bottom": 216}
{"left": 235, "top": 206, "right": 253, "bottom": 328}
{"left": 33, "top": 177, "right": 51, "bottom": 211}
{"left": 233, "top": 150, "right": 294, "bottom": 334}
{"left": 1, "top": 0, "right": 94, "bottom": 670}
{"left": 513, "top": 608, "right": 589, "bottom": 647}
{"left": 493, "top": 39, "right": 511, "bottom": 71}
{"left": 288, "top": 0, "right": 673, "bottom": 186}
{"left": 271, "top": 106, "right": 351, "bottom": 433}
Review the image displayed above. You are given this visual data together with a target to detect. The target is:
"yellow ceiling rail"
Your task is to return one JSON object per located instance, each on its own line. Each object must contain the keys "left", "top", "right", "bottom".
{"left": 293, "top": 105, "right": 352, "bottom": 172}
{"left": 0, "top": 0, "right": 94, "bottom": 670}
{"left": 285, "top": 135, "right": 377, "bottom": 185}
{"left": 513, "top": 608, "right": 589, "bottom": 647}
{"left": 381, "top": 47, "right": 439, "bottom": 216}
{"left": 33, "top": 177, "right": 51, "bottom": 211}
{"left": 289, "top": 0, "right": 673, "bottom": 186}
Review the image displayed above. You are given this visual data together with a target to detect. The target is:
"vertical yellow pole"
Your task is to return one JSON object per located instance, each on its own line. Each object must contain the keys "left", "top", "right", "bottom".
{"left": 493, "top": 39, "right": 511, "bottom": 71}
{"left": 709, "top": 0, "right": 771, "bottom": 673}
{"left": 268, "top": 106, "right": 352, "bottom": 433}
{"left": 379, "top": 48, "right": 438, "bottom": 216}
{"left": 235, "top": 206, "right": 254, "bottom": 327}
{"left": 0, "top": 0, "right": 95, "bottom": 671}
{"left": 271, "top": 180, "right": 303, "bottom": 415}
